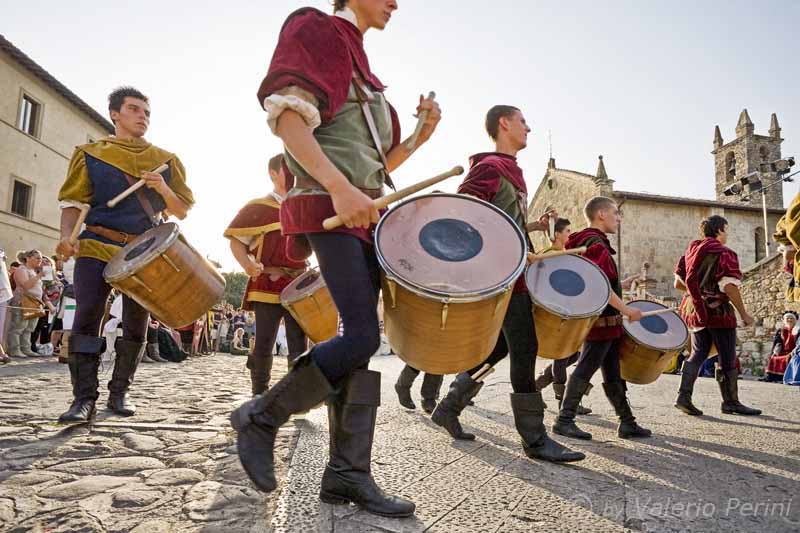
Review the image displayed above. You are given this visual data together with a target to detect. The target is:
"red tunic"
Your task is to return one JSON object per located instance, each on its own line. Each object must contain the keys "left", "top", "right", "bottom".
{"left": 567, "top": 228, "right": 623, "bottom": 341}
{"left": 674, "top": 238, "right": 742, "bottom": 329}
{"left": 767, "top": 326, "right": 797, "bottom": 376}
{"left": 224, "top": 195, "right": 306, "bottom": 309}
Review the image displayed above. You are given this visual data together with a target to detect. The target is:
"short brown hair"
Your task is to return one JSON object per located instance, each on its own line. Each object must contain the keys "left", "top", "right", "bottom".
{"left": 554, "top": 218, "right": 571, "bottom": 233}
{"left": 268, "top": 154, "right": 284, "bottom": 174}
{"left": 700, "top": 215, "right": 728, "bottom": 238}
{"left": 583, "top": 196, "right": 616, "bottom": 222}
{"left": 485, "top": 105, "right": 520, "bottom": 140}
{"left": 333, "top": 0, "right": 347, "bottom": 11}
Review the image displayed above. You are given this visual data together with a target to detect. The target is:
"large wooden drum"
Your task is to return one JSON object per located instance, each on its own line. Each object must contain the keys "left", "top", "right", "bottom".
{"left": 620, "top": 300, "right": 688, "bottom": 384}
{"left": 376, "top": 193, "right": 526, "bottom": 374}
{"left": 526, "top": 254, "right": 610, "bottom": 359}
{"left": 280, "top": 269, "right": 338, "bottom": 344}
{"left": 103, "top": 223, "right": 225, "bottom": 329}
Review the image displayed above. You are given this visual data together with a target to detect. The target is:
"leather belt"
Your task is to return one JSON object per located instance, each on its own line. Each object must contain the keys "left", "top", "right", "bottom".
{"left": 293, "top": 176, "right": 384, "bottom": 200}
{"left": 594, "top": 315, "right": 623, "bottom": 328}
{"left": 262, "top": 266, "right": 305, "bottom": 279}
{"left": 86, "top": 225, "right": 140, "bottom": 245}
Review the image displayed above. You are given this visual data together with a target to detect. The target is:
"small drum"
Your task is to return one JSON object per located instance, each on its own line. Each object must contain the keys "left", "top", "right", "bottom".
{"left": 103, "top": 223, "right": 225, "bottom": 329}
{"left": 526, "top": 254, "right": 610, "bottom": 359}
{"left": 376, "top": 193, "right": 526, "bottom": 374}
{"left": 620, "top": 300, "right": 688, "bottom": 384}
{"left": 280, "top": 269, "right": 338, "bottom": 344}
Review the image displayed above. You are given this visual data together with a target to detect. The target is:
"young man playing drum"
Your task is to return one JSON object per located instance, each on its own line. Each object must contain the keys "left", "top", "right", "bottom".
{"left": 534, "top": 218, "right": 592, "bottom": 415}
{"left": 431, "top": 105, "right": 585, "bottom": 464}
{"left": 56, "top": 86, "right": 193, "bottom": 423}
{"left": 553, "top": 197, "right": 649, "bottom": 441}
{"left": 673, "top": 215, "right": 760, "bottom": 416}
{"left": 230, "top": 0, "right": 440, "bottom": 518}
{"left": 224, "top": 154, "right": 308, "bottom": 395}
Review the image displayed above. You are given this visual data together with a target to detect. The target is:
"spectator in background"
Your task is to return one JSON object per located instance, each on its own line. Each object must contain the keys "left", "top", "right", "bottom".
{"left": 7, "top": 250, "right": 48, "bottom": 358}
{"left": 762, "top": 312, "right": 799, "bottom": 383}
{"left": 231, "top": 328, "right": 249, "bottom": 356}
{"left": 0, "top": 249, "right": 11, "bottom": 364}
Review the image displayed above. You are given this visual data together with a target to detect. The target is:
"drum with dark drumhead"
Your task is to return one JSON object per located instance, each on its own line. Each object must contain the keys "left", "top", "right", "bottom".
{"left": 280, "top": 268, "right": 339, "bottom": 344}
{"left": 525, "top": 254, "right": 610, "bottom": 359}
{"left": 620, "top": 300, "right": 688, "bottom": 384}
{"left": 376, "top": 193, "right": 526, "bottom": 374}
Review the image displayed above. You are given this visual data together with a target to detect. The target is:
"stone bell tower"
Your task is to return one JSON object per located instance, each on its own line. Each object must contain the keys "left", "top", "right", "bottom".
{"left": 712, "top": 109, "right": 784, "bottom": 208}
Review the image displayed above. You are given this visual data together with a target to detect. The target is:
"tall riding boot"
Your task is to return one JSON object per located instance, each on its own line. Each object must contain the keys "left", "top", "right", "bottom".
{"left": 230, "top": 354, "right": 333, "bottom": 492}
{"left": 553, "top": 383, "right": 592, "bottom": 415}
{"left": 58, "top": 334, "right": 104, "bottom": 423}
{"left": 534, "top": 365, "right": 554, "bottom": 391}
{"left": 510, "top": 392, "right": 585, "bottom": 463}
{"left": 716, "top": 367, "right": 761, "bottom": 415}
{"left": 431, "top": 372, "right": 484, "bottom": 440}
{"left": 394, "top": 365, "right": 418, "bottom": 410}
{"left": 552, "top": 377, "right": 593, "bottom": 439}
{"left": 247, "top": 354, "right": 273, "bottom": 396}
{"left": 320, "top": 370, "right": 415, "bottom": 517}
{"left": 107, "top": 338, "right": 146, "bottom": 416}
{"left": 420, "top": 373, "right": 444, "bottom": 414}
{"left": 603, "top": 381, "right": 652, "bottom": 439}
{"left": 675, "top": 360, "right": 703, "bottom": 416}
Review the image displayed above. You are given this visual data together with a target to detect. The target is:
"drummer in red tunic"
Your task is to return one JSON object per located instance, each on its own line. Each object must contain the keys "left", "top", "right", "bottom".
{"left": 552, "top": 197, "right": 649, "bottom": 441}
{"left": 229, "top": 1, "right": 440, "bottom": 518}
{"left": 673, "top": 215, "right": 761, "bottom": 416}
{"left": 224, "top": 154, "right": 308, "bottom": 396}
{"left": 430, "top": 105, "right": 584, "bottom": 464}
{"left": 55, "top": 86, "right": 193, "bottom": 423}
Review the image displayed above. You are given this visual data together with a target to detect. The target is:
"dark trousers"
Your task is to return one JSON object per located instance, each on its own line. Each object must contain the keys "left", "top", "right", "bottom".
{"left": 306, "top": 233, "right": 382, "bottom": 385}
{"left": 571, "top": 338, "right": 623, "bottom": 384}
{"left": 686, "top": 328, "right": 737, "bottom": 372}
{"left": 72, "top": 257, "right": 149, "bottom": 343}
{"left": 249, "top": 301, "right": 307, "bottom": 379}
{"left": 552, "top": 352, "right": 580, "bottom": 384}
{"left": 466, "top": 292, "right": 537, "bottom": 393}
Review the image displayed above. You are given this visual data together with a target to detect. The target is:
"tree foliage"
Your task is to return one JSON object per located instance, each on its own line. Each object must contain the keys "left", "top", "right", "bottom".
{"left": 222, "top": 271, "right": 248, "bottom": 308}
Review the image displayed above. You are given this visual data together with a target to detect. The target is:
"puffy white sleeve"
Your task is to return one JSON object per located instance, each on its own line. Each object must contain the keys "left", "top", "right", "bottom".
{"left": 263, "top": 86, "right": 321, "bottom": 134}
{"left": 718, "top": 276, "right": 741, "bottom": 292}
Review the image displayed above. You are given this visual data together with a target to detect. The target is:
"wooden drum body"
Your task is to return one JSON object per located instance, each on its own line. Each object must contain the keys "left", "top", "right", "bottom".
{"left": 620, "top": 300, "right": 688, "bottom": 384}
{"left": 280, "top": 269, "right": 338, "bottom": 344}
{"left": 526, "top": 254, "right": 610, "bottom": 359}
{"left": 376, "top": 193, "right": 526, "bottom": 374}
{"left": 103, "top": 223, "right": 226, "bottom": 329}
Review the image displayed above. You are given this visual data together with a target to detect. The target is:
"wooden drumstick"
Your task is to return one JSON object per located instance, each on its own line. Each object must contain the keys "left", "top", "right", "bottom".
{"left": 69, "top": 203, "right": 90, "bottom": 245}
{"left": 528, "top": 246, "right": 587, "bottom": 262}
{"left": 107, "top": 163, "right": 169, "bottom": 208}
{"left": 623, "top": 307, "right": 676, "bottom": 320}
{"left": 322, "top": 165, "right": 464, "bottom": 230}
{"left": 406, "top": 91, "right": 436, "bottom": 151}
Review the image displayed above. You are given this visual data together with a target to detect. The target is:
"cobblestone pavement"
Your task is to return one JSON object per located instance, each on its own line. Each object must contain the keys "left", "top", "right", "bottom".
{"left": 1, "top": 354, "right": 798, "bottom": 532}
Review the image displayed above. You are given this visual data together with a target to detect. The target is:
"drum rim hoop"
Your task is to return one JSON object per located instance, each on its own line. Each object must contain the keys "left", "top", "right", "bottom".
{"left": 103, "top": 223, "right": 180, "bottom": 282}
{"left": 280, "top": 267, "right": 326, "bottom": 305}
{"left": 622, "top": 299, "right": 689, "bottom": 351}
{"left": 374, "top": 193, "right": 527, "bottom": 301}
{"left": 527, "top": 254, "right": 612, "bottom": 318}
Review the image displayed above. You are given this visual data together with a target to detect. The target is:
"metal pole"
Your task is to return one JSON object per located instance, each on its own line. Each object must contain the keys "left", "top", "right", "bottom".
{"left": 762, "top": 192, "right": 770, "bottom": 260}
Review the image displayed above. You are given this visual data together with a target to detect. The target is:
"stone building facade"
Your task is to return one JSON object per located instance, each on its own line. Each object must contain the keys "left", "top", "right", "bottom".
{"left": 528, "top": 110, "right": 786, "bottom": 302}
{"left": 0, "top": 34, "right": 113, "bottom": 257}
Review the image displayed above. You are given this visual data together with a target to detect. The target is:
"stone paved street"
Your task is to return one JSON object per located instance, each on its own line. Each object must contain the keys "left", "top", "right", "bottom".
{"left": 1, "top": 353, "right": 799, "bottom": 532}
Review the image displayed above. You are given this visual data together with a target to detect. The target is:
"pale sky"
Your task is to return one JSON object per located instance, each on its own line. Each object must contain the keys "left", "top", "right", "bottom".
{"left": 4, "top": 0, "right": 798, "bottom": 270}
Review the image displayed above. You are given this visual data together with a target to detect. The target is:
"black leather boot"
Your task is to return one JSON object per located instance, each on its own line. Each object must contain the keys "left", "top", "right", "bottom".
{"left": 320, "top": 370, "right": 415, "bottom": 517}
{"left": 535, "top": 365, "right": 554, "bottom": 391}
{"left": 107, "top": 338, "right": 146, "bottom": 416}
{"left": 58, "top": 335, "right": 104, "bottom": 423}
{"left": 717, "top": 367, "right": 761, "bottom": 415}
{"left": 230, "top": 354, "right": 333, "bottom": 492}
{"left": 394, "top": 365, "right": 418, "bottom": 410}
{"left": 247, "top": 353, "right": 273, "bottom": 396}
{"left": 603, "top": 381, "right": 652, "bottom": 439}
{"left": 510, "top": 392, "right": 585, "bottom": 463}
{"left": 675, "top": 360, "right": 703, "bottom": 416}
{"left": 431, "top": 372, "right": 484, "bottom": 440}
{"left": 552, "top": 377, "right": 593, "bottom": 439}
{"left": 420, "top": 373, "right": 444, "bottom": 414}
{"left": 553, "top": 383, "right": 592, "bottom": 415}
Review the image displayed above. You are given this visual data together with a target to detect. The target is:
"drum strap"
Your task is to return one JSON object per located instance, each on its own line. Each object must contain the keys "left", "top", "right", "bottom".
{"left": 351, "top": 70, "right": 396, "bottom": 191}
{"left": 122, "top": 173, "right": 161, "bottom": 225}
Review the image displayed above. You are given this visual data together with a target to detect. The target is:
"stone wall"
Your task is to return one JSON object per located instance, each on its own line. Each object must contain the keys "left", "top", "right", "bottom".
{"left": 737, "top": 253, "right": 798, "bottom": 375}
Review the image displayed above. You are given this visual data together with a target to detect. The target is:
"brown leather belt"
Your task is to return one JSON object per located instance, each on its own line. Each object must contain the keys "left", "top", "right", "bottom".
{"left": 293, "top": 176, "right": 385, "bottom": 200}
{"left": 594, "top": 315, "right": 623, "bottom": 328}
{"left": 262, "top": 266, "right": 305, "bottom": 279}
{"left": 86, "top": 225, "right": 141, "bottom": 245}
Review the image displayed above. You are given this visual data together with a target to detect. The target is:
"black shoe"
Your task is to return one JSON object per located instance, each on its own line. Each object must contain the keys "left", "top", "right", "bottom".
{"left": 107, "top": 338, "right": 146, "bottom": 416}
{"left": 420, "top": 373, "right": 443, "bottom": 415}
{"left": 248, "top": 353, "right": 272, "bottom": 396}
{"left": 320, "top": 370, "right": 415, "bottom": 518}
{"left": 552, "top": 377, "right": 593, "bottom": 440}
{"left": 511, "top": 392, "right": 584, "bottom": 463}
{"left": 675, "top": 391, "right": 703, "bottom": 416}
{"left": 535, "top": 365, "right": 554, "bottom": 391}
{"left": 231, "top": 354, "right": 333, "bottom": 492}
{"left": 603, "top": 381, "right": 652, "bottom": 439}
{"left": 394, "top": 365, "right": 418, "bottom": 410}
{"left": 675, "top": 360, "right": 703, "bottom": 416}
{"left": 58, "top": 336, "right": 103, "bottom": 424}
{"left": 717, "top": 368, "right": 761, "bottom": 416}
{"left": 421, "top": 398, "right": 437, "bottom": 414}
{"left": 431, "top": 372, "right": 484, "bottom": 440}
